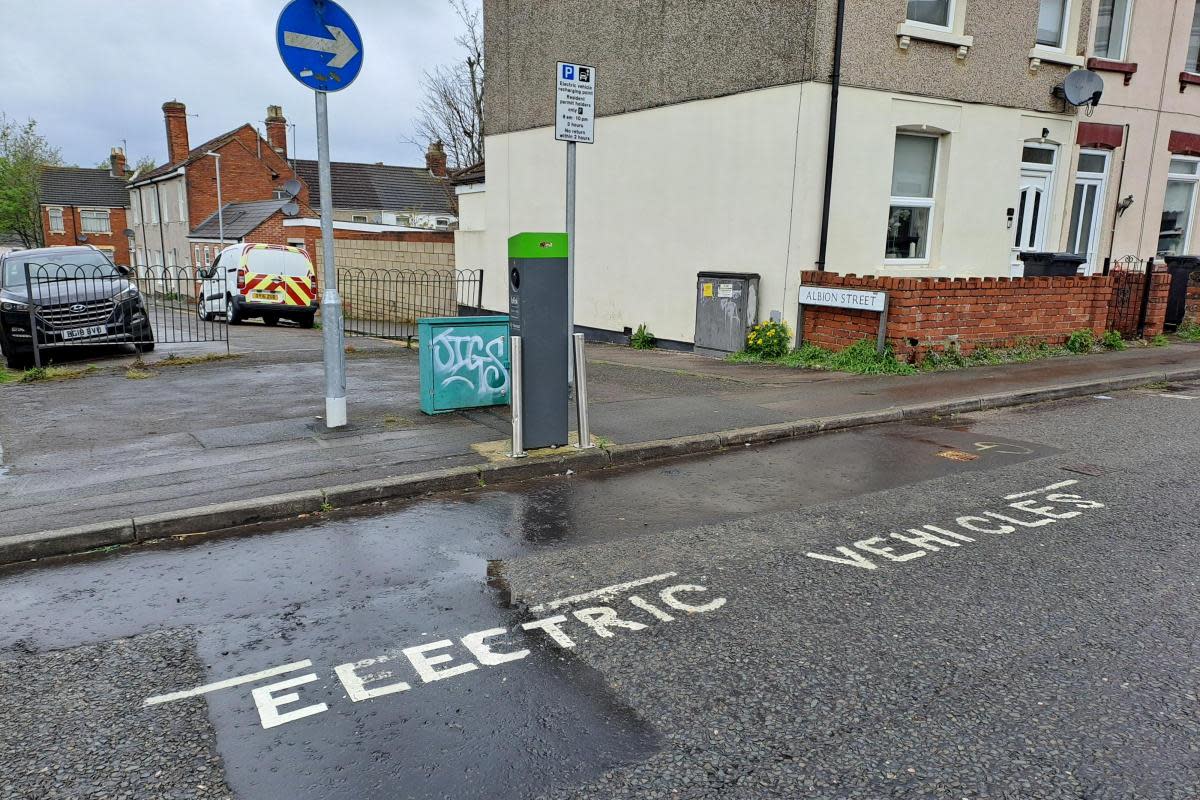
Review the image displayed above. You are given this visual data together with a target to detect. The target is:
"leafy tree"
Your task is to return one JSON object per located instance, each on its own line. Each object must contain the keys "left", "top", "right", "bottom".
{"left": 0, "top": 114, "right": 61, "bottom": 248}
{"left": 410, "top": 0, "right": 484, "bottom": 171}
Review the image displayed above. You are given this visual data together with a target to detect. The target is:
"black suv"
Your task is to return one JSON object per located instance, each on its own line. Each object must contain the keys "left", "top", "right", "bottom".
{"left": 0, "top": 246, "right": 154, "bottom": 369}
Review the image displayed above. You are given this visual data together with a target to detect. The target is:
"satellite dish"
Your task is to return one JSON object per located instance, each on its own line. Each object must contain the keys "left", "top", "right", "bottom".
{"left": 122, "top": 228, "right": 134, "bottom": 238}
{"left": 281, "top": 201, "right": 300, "bottom": 216}
{"left": 1058, "top": 70, "right": 1104, "bottom": 107}
{"left": 282, "top": 178, "right": 302, "bottom": 198}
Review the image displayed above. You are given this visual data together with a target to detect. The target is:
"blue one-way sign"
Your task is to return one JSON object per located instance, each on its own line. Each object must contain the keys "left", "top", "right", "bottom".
{"left": 276, "top": 0, "right": 364, "bottom": 92}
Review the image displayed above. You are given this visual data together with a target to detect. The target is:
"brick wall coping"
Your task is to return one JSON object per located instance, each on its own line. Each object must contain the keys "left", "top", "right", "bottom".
{"left": 799, "top": 270, "right": 1110, "bottom": 291}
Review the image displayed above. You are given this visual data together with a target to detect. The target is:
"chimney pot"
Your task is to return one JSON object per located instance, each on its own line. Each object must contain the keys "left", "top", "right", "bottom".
{"left": 265, "top": 105, "right": 288, "bottom": 159}
{"left": 162, "top": 100, "right": 190, "bottom": 165}
{"left": 109, "top": 147, "right": 126, "bottom": 178}
{"left": 426, "top": 140, "right": 448, "bottom": 178}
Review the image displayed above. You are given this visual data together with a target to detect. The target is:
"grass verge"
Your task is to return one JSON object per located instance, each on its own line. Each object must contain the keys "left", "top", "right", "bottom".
{"left": 154, "top": 352, "right": 239, "bottom": 368}
{"left": 728, "top": 340, "right": 917, "bottom": 375}
{"left": 1178, "top": 319, "right": 1200, "bottom": 342}
{"left": 18, "top": 365, "right": 98, "bottom": 383}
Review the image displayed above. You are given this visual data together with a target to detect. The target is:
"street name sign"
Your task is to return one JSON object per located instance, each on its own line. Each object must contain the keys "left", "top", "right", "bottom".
{"left": 797, "top": 285, "right": 887, "bottom": 313}
{"left": 277, "top": 0, "right": 364, "bottom": 92}
{"left": 555, "top": 62, "right": 597, "bottom": 143}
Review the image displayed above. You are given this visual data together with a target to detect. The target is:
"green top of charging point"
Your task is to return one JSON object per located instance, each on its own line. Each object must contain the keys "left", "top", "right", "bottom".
{"left": 508, "top": 232, "right": 568, "bottom": 260}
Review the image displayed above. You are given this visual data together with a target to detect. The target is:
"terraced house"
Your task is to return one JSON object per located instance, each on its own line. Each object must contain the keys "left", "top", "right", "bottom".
{"left": 462, "top": 0, "right": 1108, "bottom": 346}
{"left": 38, "top": 149, "right": 132, "bottom": 266}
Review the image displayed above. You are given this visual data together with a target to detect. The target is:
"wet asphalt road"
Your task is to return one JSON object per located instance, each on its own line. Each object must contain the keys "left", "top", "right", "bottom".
{"left": 0, "top": 381, "right": 1197, "bottom": 799}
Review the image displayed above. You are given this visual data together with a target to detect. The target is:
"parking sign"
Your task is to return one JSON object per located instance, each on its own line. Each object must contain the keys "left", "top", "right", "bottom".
{"left": 555, "top": 61, "right": 596, "bottom": 144}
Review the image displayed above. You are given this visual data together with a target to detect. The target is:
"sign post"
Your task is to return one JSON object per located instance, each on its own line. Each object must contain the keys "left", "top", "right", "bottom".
{"left": 555, "top": 61, "right": 596, "bottom": 384}
{"left": 277, "top": 0, "right": 363, "bottom": 429}
{"left": 796, "top": 284, "right": 890, "bottom": 354}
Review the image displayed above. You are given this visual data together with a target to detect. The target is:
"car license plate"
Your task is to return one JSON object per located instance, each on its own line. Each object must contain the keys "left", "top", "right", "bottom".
{"left": 61, "top": 325, "right": 106, "bottom": 340}
{"left": 251, "top": 291, "right": 279, "bottom": 303}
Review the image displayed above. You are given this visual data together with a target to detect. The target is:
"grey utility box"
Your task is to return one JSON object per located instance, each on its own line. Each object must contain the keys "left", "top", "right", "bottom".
{"left": 508, "top": 232, "right": 569, "bottom": 448}
{"left": 694, "top": 272, "right": 760, "bottom": 357}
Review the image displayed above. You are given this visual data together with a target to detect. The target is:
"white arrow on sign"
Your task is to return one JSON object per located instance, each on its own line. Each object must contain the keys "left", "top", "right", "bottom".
{"left": 284, "top": 25, "right": 359, "bottom": 69}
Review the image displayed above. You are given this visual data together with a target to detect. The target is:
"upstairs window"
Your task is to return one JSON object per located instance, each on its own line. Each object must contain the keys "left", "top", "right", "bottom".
{"left": 1094, "top": 0, "right": 1133, "bottom": 60}
{"left": 886, "top": 133, "right": 939, "bottom": 262}
{"left": 80, "top": 209, "right": 111, "bottom": 234}
{"left": 1037, "top": 0, "right": 1069, "bottom": 48}
{"left": 130, "top": 190, "right": 141, "bottom": 225}
{"left": 1188, "top": 1, "right": 1200, "bottom": 73}
{"left": 906, "top": 0, "right": 951, "bottom": 28}
{"left": 47, "top": 207, "right": 64, "bottom": 232}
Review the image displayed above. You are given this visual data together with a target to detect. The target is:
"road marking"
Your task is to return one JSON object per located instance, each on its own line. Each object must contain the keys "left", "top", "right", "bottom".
{"left": 529, "top": 571, "right": 677, "bottom": 613}
{"left": 142, "top": 660, "right": 314, "bottom": 707}
{"left": 1158, "top": 393, "right": 1198, "bottom": 400}
{"left": 1004, "top": 479, "right": 1078, "bottom": 500}
{"left": 805, "top": 483, "right": 1104, "bottom": 571}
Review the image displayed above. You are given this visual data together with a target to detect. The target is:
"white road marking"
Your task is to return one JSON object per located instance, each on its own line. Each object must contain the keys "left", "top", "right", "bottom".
{"left": 142, "top": 659, "right": 314, "bottom": 707}
{"left": 1003, "top": 479, "right": 1078, "bottom": 500}
{"left": 1159, "top": 393, "right": 1198, "bottom": 400}
{"left": 528, "top": 571, "right": 678, "bottom": 613}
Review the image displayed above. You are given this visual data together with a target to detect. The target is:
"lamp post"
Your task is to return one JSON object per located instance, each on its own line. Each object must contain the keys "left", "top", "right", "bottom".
{"left": 205, "top": 151, "right": 225, "bottom": 249}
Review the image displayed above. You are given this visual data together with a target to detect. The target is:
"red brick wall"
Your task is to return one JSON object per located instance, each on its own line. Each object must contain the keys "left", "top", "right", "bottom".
{"left": 1187, "top": 281, "right": 1200, "bottom": 323}
{"left": 41, "top": 205, "right": 132, "bottom": 266}
{"left": 291, "top": 225, "right": 454, "bottom": 257}
{"left": 797, "top": 271, "right": 1132, "bottom": 361}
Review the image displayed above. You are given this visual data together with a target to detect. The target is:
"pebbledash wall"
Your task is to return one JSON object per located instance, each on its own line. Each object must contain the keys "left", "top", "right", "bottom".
{"left": 797, "top": 270, "right": 1169, "bottom": 361}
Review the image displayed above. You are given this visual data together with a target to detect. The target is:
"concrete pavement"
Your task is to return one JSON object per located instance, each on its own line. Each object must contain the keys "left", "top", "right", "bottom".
{"left": 1, "top": 320, "right": 1198, "bottom": 557}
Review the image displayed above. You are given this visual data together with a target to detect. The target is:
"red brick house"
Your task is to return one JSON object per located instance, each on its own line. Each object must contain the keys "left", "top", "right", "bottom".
{"left": 126, "top": 101, "right": 311, "bottom": 270}
{"left": 39, "top": 149, "right": 132, "bottom": 265}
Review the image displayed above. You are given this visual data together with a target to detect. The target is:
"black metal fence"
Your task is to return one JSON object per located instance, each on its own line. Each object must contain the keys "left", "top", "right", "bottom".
{"left": 1102, "top": 255, "right": 1155, "bottom": 338}
{"left": 339, "top": 268, "right": 485, "bottom": 342}
{"left": 12, "top": 263, "right": 227, "bottom": 368}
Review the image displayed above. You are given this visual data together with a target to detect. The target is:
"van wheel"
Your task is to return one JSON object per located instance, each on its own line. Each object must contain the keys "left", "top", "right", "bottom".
{"left": 5, "top": 353, "right": 30, "bottom": 371}
{"left": 226, "top": 296, "right": 241, "bottom": 324}
{"left": 299, "top": 313, "right": 316, "bottom": 329}
{"left": 263, "top": 314, "right": 279, "bottom": 327}
{"left": 197, "top": 299, "right": 215, "bottom": 322}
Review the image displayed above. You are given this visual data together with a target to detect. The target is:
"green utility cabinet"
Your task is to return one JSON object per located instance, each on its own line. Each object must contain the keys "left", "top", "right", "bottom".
{"left": 508, "top": 232, "right": 569, "bottom": 448}
{"left": 418, "top": 316, "right": 511, "bottom": 414}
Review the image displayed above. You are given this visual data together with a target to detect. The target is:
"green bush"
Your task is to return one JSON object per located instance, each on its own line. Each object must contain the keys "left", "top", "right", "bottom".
{"left": 1178, "top": 319, "right": 1200, "bottom": 342}
{"left": 1065, "top": 329, "right": 1096, "bottom": 353}
{"left": 630, "top": 323, "right": 656, "bottom": 350}
{"left": 744, "top": 320, "right": 791, "bottom": 359}
{"left": 1100, "top": 330, "right": 1126, "bottom": 350}
{"left": 1151, "top": 334, "right": 1170, "bottom": 347}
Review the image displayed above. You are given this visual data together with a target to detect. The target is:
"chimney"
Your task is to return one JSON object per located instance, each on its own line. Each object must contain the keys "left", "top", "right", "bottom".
{"left": 426, "top": 140, "right": 448, "bottom": 178}
{"left": 109, "top": 147, "right": 126, "bottom": 178}
{"left": 163, "top": 100, "right": 189, "bottom": 164}
{"left": 265, "top": 105, "right": 288, "bottom": 158}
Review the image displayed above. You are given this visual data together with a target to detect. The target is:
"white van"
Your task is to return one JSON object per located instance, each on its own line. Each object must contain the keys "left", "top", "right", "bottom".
{"left": 197, "top": 243, "right": 318, "bottom": 327}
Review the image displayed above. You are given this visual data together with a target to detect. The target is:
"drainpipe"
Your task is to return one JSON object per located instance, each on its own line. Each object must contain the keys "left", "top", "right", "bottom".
{"left": 1105, "top": 123, "right": 1131, "bottom": 264}
{"left": 815, "top": 0, "right": 847, "bottom": 272}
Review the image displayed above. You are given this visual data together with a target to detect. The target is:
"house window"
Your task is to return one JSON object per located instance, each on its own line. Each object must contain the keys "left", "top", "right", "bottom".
{"left": 152, "top": 249, "right": 162, "bottom": 267}
{"left": 80, "top": 209, "right": 111, "bottom": 234}
{"left": 194, "top": 245, "right": 201, "bottom": 266}
{"left": 47, "top": 207, "right": 64, "bottom": 233}
{"left": 136, "top": 248, "right": 144, "bottom": 268}
{"left": 352, "top": 214, "right": 368, "bottom": 223}
{"left": 906, "top": 0, "right": 952, "bottom": 29}
{"left": 130, "top": 191, "right": 141, "bottom": 225}
{"left": 886, "top": 133, "right": 939, "bottom": 262}
{"left": 177, "top": 182, "right": 186, "bottom": 222}
{"left": 1159, "top": 157, "right": 1199, "bottom": 256}
{"left": 147, "top": 192, "right": 158, "bottom": 224}
{"left": 166, "top": 250, "right": 176, "bottom": 268}
{"left": 1037, "top": 0, "right": 1068, "bottom": 48}
{"left": 1188, "top": 1, "right": 1200, "bottom": 73}
{"left": 204, "top": 246, "right": 211, "bottom": 267}
{"left": 1094, "top": 0, "right": 1133, "bottom": 60}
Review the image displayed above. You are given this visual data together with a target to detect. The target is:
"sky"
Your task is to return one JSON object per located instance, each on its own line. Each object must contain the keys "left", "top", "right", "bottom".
{"left": 0, "top": 0, "right": 469, "bottom": 170}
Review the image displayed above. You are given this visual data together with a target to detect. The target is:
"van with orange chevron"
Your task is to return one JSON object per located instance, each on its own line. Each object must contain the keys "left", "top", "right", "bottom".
{"left": 197, "top": 243, "right": 318, "bottom": 328}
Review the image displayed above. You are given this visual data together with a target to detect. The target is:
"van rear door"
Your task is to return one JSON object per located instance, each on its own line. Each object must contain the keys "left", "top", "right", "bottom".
{"left": 243, "top": 246, "right": 315, "bottom": 307}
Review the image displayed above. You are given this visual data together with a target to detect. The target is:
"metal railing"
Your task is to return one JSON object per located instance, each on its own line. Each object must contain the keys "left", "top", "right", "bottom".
{"left": 1102, "top": 255, "right": 1155, "bottom": 338}
{"left": 338, "top": 267, "right": 485, "bottom": 342}
{"left": 14, "top": 263, "right": 227, "bottom": 367}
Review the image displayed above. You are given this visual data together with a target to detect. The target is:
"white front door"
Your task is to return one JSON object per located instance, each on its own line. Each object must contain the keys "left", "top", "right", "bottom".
{"left": 1066, "top": 150, "right": 1110, "bottom": 275}
{"left": 1012, "top": 170, "right": 1052, "bottom": 267}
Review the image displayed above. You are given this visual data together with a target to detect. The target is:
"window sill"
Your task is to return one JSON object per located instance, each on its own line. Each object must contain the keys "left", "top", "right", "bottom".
{"left": 1087, "top": 57, "right": 1137, "bottom": 85}
{"left": 883, "top": 258, "right": 932, "bottom": 267}
{"left": 895, "top": 23, "right": 973, "bottom": 60}
{"left": 1027, "top": 47, "right": 1085, "bottom": 72}
{"left": 1179, "top": 71, "right": 1200, "bottom": 93}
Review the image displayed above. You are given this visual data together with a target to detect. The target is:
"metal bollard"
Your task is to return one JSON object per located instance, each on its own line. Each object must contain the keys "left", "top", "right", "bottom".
{"left": 509, "top": 335, "right": 527, "bottom": 458}
{"left": 573, "top": 333, "right": 595, "bottom": 449}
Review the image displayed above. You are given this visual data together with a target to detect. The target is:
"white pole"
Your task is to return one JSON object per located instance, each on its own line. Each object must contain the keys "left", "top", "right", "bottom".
{"left": 566, "top": 139, "right": 576, "bottom": 386}
{"left": 206, "top": 151, "right": 224, "bottom": 248}
{"left": 316, "top": 90, "right": 347, "bottom": 428}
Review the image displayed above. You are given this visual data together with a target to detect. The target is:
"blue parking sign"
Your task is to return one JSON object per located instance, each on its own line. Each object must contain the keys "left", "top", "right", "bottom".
{"left": 562, "top": 64, "right": 575, "bottom": 80}
{"left": 277, "top": 0, "right": 364, "bottom": 92}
